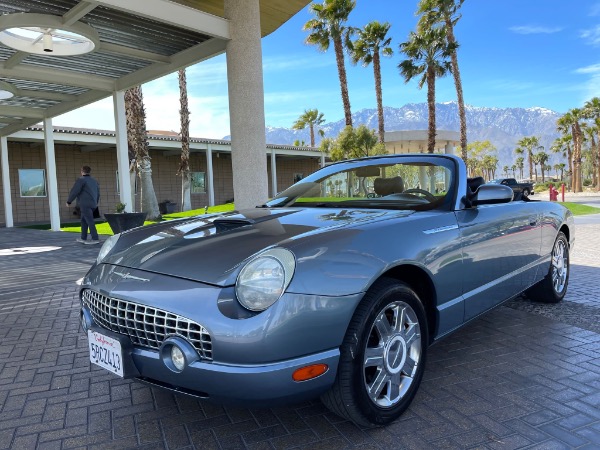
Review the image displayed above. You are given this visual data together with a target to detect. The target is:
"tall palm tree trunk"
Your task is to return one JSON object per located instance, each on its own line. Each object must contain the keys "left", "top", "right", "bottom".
{"left": 426, "top": 68, "right": 436, "bottom": 153}
{"left": 373, "top": 51, "right": 385, "bottom": 143}
{"left": 573, "top": 124, "right": 583, "bottom": 192}
{"left": 178, "top": 69, "right": 191, "bottom": 211}
{"left": 125, "top": 86, "right": 160, "bottom": 219}
{"left": 334, "top": 36, "right": 352, "bottom": 127}
{"left": 309, "top": 125, "right": 315, "bottom": 147}
{"left": 445, "top": 18, "right": 467, "bottom": 161}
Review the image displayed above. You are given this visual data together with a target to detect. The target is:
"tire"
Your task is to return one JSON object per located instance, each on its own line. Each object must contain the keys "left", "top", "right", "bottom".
{"left": 522, "top": 188, "right": 530, "bottom": 197}
{"left": 321, "top": 278, "right": 428, "bottom": 427}
{"left": 525, "top": 232, "right": 569, "bottom": 303}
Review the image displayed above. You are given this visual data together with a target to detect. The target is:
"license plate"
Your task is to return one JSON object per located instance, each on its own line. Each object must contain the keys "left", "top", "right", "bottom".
{"left": 88, "top": 330, "right": 124, "bottom": 377}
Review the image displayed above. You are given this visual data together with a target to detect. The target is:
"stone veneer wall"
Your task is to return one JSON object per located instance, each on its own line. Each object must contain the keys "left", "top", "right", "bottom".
{"left": 0, "top": 142, "right": 320, "bottom": 225}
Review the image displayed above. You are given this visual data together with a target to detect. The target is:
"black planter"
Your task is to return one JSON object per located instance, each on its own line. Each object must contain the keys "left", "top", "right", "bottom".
{"left": 159, "top": 201, "right": 177, "bottom": 214}
{"left": 104, "top": 212, "right": 147, "bottom": 234}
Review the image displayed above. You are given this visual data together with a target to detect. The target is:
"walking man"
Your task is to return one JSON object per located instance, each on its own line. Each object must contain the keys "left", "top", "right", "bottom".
{"left": 66, "top": 165, "right": 101, "bottom": 245}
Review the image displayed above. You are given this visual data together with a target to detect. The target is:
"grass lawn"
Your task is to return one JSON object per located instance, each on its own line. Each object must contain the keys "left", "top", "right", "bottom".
{"left": 22, "top": 201, "right": 600, "bottom": 235}
{"left": 559, "top": 202, "right": 600, "bottom": 216}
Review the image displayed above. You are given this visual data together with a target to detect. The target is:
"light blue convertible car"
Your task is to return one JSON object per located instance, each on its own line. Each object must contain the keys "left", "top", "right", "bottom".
{"left": 80, "top": 153, "right": 574, "bottom": 427}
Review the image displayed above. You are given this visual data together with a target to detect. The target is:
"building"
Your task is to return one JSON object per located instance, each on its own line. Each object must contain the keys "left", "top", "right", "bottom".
{"left": 0, "top": 0, "right": 311, "bottom": 229}
{"left": 1, "top": 126, "right": 324, "bottom": 225}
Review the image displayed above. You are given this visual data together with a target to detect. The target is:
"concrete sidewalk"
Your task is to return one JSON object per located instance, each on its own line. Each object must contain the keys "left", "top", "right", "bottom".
{"left": 0, "top": 225, "right": 599, "bottom": 449}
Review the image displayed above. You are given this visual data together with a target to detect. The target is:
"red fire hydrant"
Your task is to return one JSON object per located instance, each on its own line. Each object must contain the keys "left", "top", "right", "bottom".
{"left": 549, "top": 184, "right": 558, "bottom": 201}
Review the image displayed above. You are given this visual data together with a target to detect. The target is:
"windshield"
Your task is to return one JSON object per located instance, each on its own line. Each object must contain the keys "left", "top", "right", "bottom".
{"left": 265, "top": 156, "right": 455, "bottom": 211}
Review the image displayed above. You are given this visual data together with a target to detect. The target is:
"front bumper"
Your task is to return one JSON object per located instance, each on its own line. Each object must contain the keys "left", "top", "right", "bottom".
{"left": 79, "top": 264, "right": 363, "bottom": 406}
{"left": 82, "top": 314, "right": 339, "bottom": 406}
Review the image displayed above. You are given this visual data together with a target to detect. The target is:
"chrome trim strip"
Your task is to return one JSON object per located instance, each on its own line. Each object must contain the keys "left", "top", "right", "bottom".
{"left": 423, "top": 224, "right": 459, "bottom": 234}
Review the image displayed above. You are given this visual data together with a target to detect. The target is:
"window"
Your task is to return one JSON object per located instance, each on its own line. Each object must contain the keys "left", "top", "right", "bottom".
{"left": 19, "top": 169, "right": 46, "bottom": 197}
{"left": 293, "top": 173, "right": 304, "bottom": 183}
{"left": 191, "top": 172, "right": 206, "bottom": 194}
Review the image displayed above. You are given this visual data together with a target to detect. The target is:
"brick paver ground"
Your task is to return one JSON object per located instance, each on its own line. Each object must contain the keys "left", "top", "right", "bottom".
{"left": 0, "top": 222, "right": 599, "bottom": 449}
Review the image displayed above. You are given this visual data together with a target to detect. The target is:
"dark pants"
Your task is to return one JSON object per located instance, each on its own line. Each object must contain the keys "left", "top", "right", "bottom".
{"left": 80, "top": 206, "right": 99, "bottom": 241}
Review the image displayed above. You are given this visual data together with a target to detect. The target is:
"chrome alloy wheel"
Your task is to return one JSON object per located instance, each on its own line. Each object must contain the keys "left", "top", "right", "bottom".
{"left": 551, "top": 238, "right": 568, "bottom": 295}
{"left": 363, "top": 301, "right": 421, "bottom": 408}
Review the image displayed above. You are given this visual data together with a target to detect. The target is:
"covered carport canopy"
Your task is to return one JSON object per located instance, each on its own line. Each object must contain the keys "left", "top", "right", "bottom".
{"left": 0, "top": 0, "right": 310, "bottom": 228}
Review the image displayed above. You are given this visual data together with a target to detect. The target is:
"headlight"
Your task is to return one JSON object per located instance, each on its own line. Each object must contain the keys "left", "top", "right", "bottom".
{"left": 96, "top": 234, "right": 120, "bottom": 264}
{"left": 236, "top": 248, "right": 296, "bottom": 311}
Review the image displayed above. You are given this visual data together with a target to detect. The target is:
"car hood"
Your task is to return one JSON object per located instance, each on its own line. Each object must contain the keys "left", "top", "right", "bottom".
{"left": 101, "top": 207, "right": 412, "bottom": 285}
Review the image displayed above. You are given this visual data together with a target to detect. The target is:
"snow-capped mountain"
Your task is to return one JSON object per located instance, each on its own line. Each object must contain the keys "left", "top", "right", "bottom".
{"left": 230, "top": 102, "right": 563, "bottom": 170}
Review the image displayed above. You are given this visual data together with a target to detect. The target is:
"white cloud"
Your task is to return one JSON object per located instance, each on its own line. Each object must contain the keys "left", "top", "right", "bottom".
{"left": 509, "top": 25, "right": 563, "bottom": 34}
{"left": 262, "top": 55, "right": 333, "bottom": 72}
{"left": 574, "top": 63, "right": 600, "bottom": 105}
{"left": 53, "top": 98, "right": 115, "bottom": 130}
{"left": 575, "top": 63, "right": 600, "bottom": 75}
{"left": 580, "top": 26, "right": 600, "bottom": 46}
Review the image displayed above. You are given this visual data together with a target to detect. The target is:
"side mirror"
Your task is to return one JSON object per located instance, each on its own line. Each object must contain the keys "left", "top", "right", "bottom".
{"left": 471, "top": 184, "right": 514, "bottom": 206}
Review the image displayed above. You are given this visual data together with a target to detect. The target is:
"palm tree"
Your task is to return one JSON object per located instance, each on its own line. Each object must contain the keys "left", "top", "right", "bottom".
{"left": 515, "top": 156, "right": 524, "bottom": 179}
{"left": 551, "top": 135, "right": 573, "bottom": 189}
{"left": 418, "top": 0, "right": 467, "bottom": 161}
{"left": 349, "top": 21, "right": 393, "bottom": 143}
{"left": 177, "top": 68, "right": 191, "bottom": 212}
{"left": 304, "top": 0, "right": 355, "bottom": 127}
{"left": 537, "top": 151, "right": 549, "bottom": 182}
{"left": 553, "top": 163, "right": 566, "bottom": 180}
{"left": 399, "top": 25, "right": 455, "bottom": 153}
{"left": 515, "top": 136, "right": 542, "bottom": 181}
{"left": 584, "top": 97, "right": 600, "bottom": 190}
{"left": 511, "top": 164, "right": 517, "bottom": 177}
{"left": 292, "top": 109, "right": 326, "bottom": 147}
{"left": 531, "top": 152, "right": 541, "bottom": 180}
{"left": 583, "top": 124, "right": 598, "bottom": 188}
{"left": 125, "top": 86, "right": 160, "bottom": 220}
{"left": 503, "top": 165, "right": 509, "bottom": 177}
{"left": 557, "top": 109, "right": 584, "bottom": 192}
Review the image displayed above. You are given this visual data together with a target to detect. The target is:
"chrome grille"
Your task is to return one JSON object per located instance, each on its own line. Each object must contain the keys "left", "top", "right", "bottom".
{"left": 82, "top": 289, "right": 212, "bottom": 361}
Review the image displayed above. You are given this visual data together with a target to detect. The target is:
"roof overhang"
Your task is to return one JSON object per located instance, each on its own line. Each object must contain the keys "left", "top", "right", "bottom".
{"left": 0, "top": 0, "right": 310, "bottom": 138}
{"left": 384, "top": 130, "right": 460, "bottom": 154}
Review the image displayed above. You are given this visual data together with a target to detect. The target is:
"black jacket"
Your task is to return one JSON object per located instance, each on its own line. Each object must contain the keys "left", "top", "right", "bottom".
{"left": 67, "top": 174, "right": 100, "bottom": 209}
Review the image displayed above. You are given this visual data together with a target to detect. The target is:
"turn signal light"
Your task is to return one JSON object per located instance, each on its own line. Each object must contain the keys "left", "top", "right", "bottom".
{"left": 292, "top": 364, "right": 328, "bottom": 382}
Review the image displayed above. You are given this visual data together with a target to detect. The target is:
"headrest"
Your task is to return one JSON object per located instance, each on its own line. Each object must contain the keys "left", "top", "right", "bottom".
{"left": 374, "top": 176, "right": 404, "bottom": 196}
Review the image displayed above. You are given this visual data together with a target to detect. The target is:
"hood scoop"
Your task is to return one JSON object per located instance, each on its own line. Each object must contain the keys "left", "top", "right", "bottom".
{"left": 213, "top": 218, "right": 255, "bottom": 232}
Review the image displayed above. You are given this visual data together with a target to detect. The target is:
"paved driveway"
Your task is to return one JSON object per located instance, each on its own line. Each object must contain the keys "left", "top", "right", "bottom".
{"left": 0, "top": 222, "right": 599, "bottom": 449}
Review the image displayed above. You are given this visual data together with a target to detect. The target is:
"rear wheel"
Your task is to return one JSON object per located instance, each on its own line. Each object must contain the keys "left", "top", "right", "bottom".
{"left": 522, "top": 188, "right": 530, "bottom": 197}
{"left": 321, "top": 278, "right": 428, "bottom": 427}
{"left": 525, "top": 232, "right": 569, "bottom": 303}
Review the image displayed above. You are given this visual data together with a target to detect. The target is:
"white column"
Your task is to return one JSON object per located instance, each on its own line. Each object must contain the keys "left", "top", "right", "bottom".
{"left": 445, "top": 142, "right": 454, "bottom": 155}
{"left": 224, "top": 0, "right": 269, "bottom": 209}
{"left": 43, "top": 118, "right": 61, "bottom": 231}
{"left": 270, "top": 149, "right": 277, "bottom": 197}
{"left": 206, "top": 144, "right": 214, "bottom": 207}
{"left": 113, "top": 91, "right": 133, "bottom": 212}
{"left": 321, "top": 152, "right": 326, "bottom": 168}
{"left": 1, "top": 136, "right": 13, "bottom": 228}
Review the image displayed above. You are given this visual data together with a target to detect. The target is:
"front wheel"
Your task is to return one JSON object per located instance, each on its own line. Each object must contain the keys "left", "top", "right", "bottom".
{"left": 522, "top": 188, "right": 530, "bottom": 197}
{"left": 321, "top": 279, "right": 428, "bottom": 427}
{"left": 525, "top": 232, "right": 569, "bottom": 303}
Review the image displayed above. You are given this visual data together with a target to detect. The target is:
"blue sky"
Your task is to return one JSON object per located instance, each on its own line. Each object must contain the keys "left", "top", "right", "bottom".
{"left": 55, "top": 0, "right": 600, "bottom": 139}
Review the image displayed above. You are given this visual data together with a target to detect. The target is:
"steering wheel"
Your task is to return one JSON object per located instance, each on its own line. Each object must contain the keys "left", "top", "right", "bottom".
{"left": 402, "top": 188, "right": 437, "bottom": 202}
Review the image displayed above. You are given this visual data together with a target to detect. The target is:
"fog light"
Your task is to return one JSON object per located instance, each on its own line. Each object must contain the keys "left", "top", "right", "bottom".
{"left": 171, "top": 345, "right": 185, "bottom": 371}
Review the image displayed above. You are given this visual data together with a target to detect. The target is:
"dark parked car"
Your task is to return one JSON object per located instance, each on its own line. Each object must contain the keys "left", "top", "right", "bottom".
{"left": 79, "top": 154, "right": 574, "bottom": 427}
{"left": 488, "top": 177, "right": 534, "bottom": 197}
